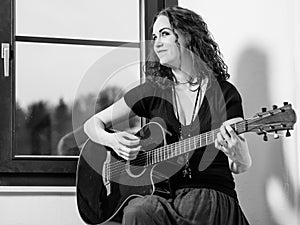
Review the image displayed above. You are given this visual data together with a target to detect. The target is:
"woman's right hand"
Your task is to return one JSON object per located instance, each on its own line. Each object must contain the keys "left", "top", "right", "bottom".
{"left": 107, "top": 131, "right": 141, "bottom": 161}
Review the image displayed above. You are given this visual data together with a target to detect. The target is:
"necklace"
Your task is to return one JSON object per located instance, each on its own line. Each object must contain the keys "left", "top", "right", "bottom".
{"left": 173, "top": 83, "right": 202, "bottom": 178}
{"left": 176, "top": 78, "right": 198, "bottom": 86}
{"left": 176, "top": 80, "right": 189, "bottom": 85}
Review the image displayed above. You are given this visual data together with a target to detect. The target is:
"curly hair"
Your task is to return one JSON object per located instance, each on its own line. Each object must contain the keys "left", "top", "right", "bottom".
{"left": 145, "top": 6, "right": 230, "bottom": 87}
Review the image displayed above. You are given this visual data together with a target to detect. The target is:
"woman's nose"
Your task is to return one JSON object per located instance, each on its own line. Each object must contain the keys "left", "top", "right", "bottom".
{"left": 154, "top": 37, "right": 163, "bottom": 48}
{"left": 154, "top": 40, "right": 163, "bottom": 54}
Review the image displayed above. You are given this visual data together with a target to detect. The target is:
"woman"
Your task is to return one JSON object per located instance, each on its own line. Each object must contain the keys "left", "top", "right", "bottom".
{"left": 84, "top": 6, "right": 252, "bottom": 225}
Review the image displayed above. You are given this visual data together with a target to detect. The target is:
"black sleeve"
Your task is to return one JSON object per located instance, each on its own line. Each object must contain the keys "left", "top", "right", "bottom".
{"left": 123, "top": 81, "right": 156, "bottom": 119}
{"left": 218, "top": 81, "right": 244, "bottom": 122}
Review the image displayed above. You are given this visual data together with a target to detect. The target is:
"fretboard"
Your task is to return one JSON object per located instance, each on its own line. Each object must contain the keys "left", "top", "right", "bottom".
{"left": 145, "top": 120, "right": 247, "bottom": 166}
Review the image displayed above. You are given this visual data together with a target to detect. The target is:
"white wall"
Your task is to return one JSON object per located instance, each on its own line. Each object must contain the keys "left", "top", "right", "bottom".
{"left": 178, "top": 0, "right": 300, "bottom": 225}
{"left": 1, "top": 1, "right": 299, "bottom": 224}
{"left": 0, "top": 187, "right": 85, "bottom": 225}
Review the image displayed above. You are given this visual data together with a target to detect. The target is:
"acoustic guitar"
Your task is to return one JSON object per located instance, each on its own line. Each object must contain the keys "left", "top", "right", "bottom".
{"left": 76, "top": 103, "right": 296, "bottom": 224}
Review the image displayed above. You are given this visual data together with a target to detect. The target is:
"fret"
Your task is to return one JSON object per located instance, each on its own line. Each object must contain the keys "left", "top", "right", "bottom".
{"left": 149, "top": 151, "right": 152, "bottom": 164}
{"left": 193, "top": 137, "right": 195, "bottom": 150}
{"left": 232, "top": 121, "right": 244, "bottom": 134}
{"left": 180, "top": 140, "right": 183, "bottom": 154}
{"left": 159, "top": 148, "right": 162, "bottom": 162}
{"left": 200, "top": 134, "right": 204, "bottom": 147}
{"left": 165, "top": 146, "right": 168, "bottom": 160}
{"left": 153, "top": 150, "right": 156, "bottom": 164}
{"left": 186, "top": 139, "right": 189, "bottom": 153}
{"left": 178, "top": 141, "right": 182, "bottom": 155}
{"left": 205, "top": 132, "right": 209, "bottom": 145}
{"left": 192, "top": 136, "right": 195, "bottom": 150}
{"left": 142, "top": 120, "right": 252, "bottom": 166}
{"left": 200, "top": 135, "right": 204, "bottom": 148}
{"left": 158, "top": 148, "right": 161, "bottom": 163}
{"left": 196, "top": 135, "right": 200, "bottom": 149}
{"left": 158, "top": 149, "right": 161, "bottom": 163}
{"left": 173, "top": 143, "right": 176, "bottom": 157}
{"left": 146, "top": 152, "right": 149, "bottom": 166}
{"left": 184, "top": 139, "right": 188, "bottom": 153}
{"left": 207, "top": 132, "right": 213, "bottom": 144}
{"left": 149, "top": 151, "right": 152, "bottom": 165}
{"left": 208, "top": 132, "right": 211, "bottom": 144}
{"left": 213, "top": 129, "right": 218, "bottom": 141}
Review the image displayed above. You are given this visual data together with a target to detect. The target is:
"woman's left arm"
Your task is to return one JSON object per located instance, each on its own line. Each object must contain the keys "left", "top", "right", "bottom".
{"left": 215, "top": 117, "right": 252, "bottom": 174}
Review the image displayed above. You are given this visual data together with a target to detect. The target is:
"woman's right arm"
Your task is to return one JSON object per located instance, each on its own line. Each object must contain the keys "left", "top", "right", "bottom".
{"left": 83, "top": 97, "right": 141, "bottom": 160}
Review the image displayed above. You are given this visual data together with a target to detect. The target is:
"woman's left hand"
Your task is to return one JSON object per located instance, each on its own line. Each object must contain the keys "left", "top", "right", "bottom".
{"left": 215, "top": 119, "right": 252, "bottom": 173}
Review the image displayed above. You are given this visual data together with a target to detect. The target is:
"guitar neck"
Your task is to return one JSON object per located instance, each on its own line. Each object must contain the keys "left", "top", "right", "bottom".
{"left": 145, "top": 120, "right": 247, "bottom": 166}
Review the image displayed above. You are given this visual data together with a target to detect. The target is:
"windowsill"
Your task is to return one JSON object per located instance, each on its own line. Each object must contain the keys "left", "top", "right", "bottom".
{"left": 0, "top": 186, "right": 76, "bottom": 195}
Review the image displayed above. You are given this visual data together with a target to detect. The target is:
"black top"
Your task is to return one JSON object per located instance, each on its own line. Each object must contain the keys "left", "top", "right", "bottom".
{"left": 124, "top": 78, "right": 243, "bottom": 200}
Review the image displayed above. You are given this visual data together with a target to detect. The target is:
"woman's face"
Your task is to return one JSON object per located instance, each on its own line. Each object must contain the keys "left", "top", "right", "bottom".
{"left": 152, "top": 15, "right": 186, "bottom": 68}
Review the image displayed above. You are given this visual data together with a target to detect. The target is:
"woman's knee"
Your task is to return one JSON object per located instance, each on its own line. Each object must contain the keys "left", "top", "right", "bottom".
{"left": 122, "top": 197, "right": 155, "bottom": 224}
{"left": 123, "top": 203, "right": 151, "bottom": 224}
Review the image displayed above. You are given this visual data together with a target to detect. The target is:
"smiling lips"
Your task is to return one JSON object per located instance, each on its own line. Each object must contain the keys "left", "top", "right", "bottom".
{"left": 156, "top": 49, "right": 167, "bottom": 56}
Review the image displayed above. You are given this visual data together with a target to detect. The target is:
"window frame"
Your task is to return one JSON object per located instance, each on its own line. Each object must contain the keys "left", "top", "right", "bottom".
{"left": 0, "top": 0, "right": 177, "bottom": 186}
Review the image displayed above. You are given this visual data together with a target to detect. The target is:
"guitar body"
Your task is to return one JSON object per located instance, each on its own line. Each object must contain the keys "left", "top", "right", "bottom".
{"left": 76, "top": 103, "right": 297, "bottom": 224}
{"left": 76, "top": 122, "right": 175, "bottom": 224}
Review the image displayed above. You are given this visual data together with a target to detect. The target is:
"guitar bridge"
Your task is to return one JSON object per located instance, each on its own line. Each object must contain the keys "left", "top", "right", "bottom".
{"left": 102, "top": 152, "right": 111, "bottom": 196}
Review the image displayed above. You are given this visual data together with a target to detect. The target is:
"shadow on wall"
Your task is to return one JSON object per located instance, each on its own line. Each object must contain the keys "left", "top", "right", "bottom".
{"left": 233, "top": 46, "right": 289, "bottom": 225}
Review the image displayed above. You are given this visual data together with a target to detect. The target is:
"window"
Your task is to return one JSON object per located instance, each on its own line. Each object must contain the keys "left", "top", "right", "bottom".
{"left": 0, "top": 0, "right": 178, "bottom": 185}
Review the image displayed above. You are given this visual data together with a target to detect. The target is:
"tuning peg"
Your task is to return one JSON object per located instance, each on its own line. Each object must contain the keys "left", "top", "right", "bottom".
{"left": 283, "top": 102, "right": 289, "bottom": 106}
{"left": 262, "top": 107, "right": 267, "bottom": 112}
{"left": 273, "top": 131, "right": 279, "bottom": 139}
{"left": 286, "top": 130, "right": 291, "bottom": 137}
{"left": 263, "top": 133, "right": 268, "bottom": 141}
{"left": 272, "top": 105, "right": 278, "bottom": 110}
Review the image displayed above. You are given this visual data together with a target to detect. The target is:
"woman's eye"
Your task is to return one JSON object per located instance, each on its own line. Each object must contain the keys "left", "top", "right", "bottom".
{"left": 161, "top": 31, "right": 170, "bottom": 36}
{"left": 152, "top": 36, "right": 157, "bottom": 41}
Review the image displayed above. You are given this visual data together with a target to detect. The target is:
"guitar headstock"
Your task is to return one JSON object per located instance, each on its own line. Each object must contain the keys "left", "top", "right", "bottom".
{"left": 246, "top": 102, "right": 297, "bottom": 141}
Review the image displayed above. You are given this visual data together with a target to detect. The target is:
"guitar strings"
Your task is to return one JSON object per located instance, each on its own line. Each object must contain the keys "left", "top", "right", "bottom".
{"left": 107, "top": 116, "right": 276, "bottom": 178}
{"left": 105, "top": 120, "right": 258, "bottom": 179}
{"left": 108, "top": 119, "right": 248, "bottom": 168}
{"left": 106, "top": 121, "right": 253, "bottom": 178}
{"left": 108, "top": 125, "right": 251, "bottom": 178}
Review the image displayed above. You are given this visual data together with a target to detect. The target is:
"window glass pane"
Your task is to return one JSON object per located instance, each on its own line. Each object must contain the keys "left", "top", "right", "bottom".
{"left": 16, "top": 0, "right": 140, "bottom": 42}
{"left": 15, "top": 42, "right": 141, "bottom": 156}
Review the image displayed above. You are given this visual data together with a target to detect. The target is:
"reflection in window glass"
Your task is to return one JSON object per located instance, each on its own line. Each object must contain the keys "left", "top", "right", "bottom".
{"left": 16, "top": 0, "right": 140, "bottom": 42}
{"left": 15, "top": 42, "right": 140, "bottom": 156}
